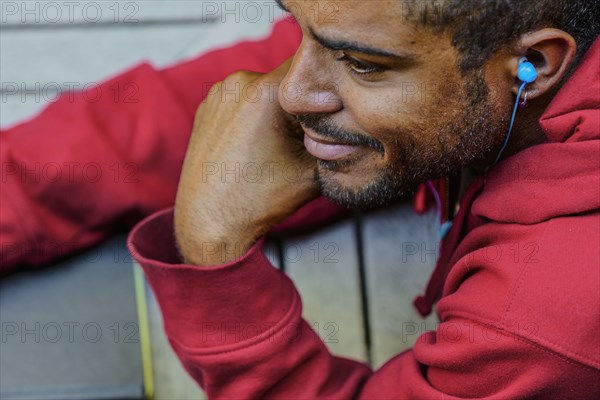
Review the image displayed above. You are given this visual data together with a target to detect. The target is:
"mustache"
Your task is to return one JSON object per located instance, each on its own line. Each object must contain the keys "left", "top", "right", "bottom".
{"left": 296, "top": 114, "right": 385, "bottom": 156}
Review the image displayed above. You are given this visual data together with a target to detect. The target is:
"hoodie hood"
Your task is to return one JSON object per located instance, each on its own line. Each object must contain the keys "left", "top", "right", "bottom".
{"left": 473, "top": 36, "right": 600, "bottom": 224}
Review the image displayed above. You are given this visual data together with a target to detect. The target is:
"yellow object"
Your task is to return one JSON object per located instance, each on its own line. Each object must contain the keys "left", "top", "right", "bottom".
{"left": 133, "top": 262, "right": 155, "bottom": 399}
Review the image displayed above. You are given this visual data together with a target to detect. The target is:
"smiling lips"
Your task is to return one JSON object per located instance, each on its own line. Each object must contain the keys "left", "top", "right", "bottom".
{"left": 303, "top": 129, "right": 360, "bottom": 160}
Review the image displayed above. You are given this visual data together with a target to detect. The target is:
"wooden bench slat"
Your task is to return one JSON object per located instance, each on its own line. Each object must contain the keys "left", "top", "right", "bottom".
{"left": 1, "top": 6, "right": 275, "bottom": 128}
{"left": 283, "top": 219, "right": 369, "bottom": 363}
{"left": 361, "top": 203, "right": 440, "bottom": 369}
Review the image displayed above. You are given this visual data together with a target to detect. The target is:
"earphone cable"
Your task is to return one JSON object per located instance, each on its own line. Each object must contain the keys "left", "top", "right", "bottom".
{"left": 494, "top": 81, "right": 528, "bottom": 165}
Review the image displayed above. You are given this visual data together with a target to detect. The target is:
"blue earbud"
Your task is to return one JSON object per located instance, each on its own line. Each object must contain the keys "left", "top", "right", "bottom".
{"left": 518, "top": 57, "right": 538, "bottom": 83}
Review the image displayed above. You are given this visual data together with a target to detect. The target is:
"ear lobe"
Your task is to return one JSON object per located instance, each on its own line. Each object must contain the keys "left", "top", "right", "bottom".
{"left": 511, "top": 28, "right": 577, "bottom": 100}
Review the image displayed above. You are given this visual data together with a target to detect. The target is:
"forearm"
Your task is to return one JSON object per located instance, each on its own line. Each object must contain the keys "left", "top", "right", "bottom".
{"left": 129, "top": 208, "right": 372, "bottom": 398}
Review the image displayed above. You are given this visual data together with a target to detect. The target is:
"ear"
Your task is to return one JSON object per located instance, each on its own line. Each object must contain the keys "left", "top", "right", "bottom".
{"left": 510, "top": 28, "right": 577, "bottom": 100}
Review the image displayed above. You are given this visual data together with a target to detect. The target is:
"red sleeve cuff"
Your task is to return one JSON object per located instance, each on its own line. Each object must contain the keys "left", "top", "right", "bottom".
{"left": 127, "top": 207, "right": 298, "bottom": 349}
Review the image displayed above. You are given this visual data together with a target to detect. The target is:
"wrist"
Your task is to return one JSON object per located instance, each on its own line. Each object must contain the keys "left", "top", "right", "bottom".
{"left": 177, "top": 238, "right": 256, "bottom": 266}
{"left": 174, "top": 212, "right": 264, "bottom": 266}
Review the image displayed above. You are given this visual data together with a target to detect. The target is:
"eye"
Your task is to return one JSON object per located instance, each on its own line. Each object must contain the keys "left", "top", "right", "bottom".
{"left": 336, "top": 52, "right": 385, "bottom": 76}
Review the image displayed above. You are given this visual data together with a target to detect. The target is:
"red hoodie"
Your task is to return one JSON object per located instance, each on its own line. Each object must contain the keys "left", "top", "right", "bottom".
{"left": 126, "top": 35, "right": 600, "bottom": 398}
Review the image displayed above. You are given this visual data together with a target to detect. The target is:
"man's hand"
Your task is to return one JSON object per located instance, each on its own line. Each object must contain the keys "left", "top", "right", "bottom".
{"left": 174, "top": 59, "right": 319, "bottom": 266}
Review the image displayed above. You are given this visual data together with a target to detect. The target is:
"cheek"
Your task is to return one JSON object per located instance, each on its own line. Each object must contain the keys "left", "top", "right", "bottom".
{"left": 485, "top": 76, "right": 513, "bottom": 115}
{"left": 345, "top": 85, "right": 443, "bottom": 144}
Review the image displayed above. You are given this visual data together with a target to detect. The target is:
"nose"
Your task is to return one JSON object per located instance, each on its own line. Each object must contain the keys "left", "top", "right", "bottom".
{"left": 278, "top": 41, "right": 343, "bottom": 116}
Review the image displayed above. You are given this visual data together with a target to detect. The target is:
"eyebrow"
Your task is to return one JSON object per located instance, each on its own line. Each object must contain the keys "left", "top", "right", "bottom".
{"left": 309, "top": 27, "right": 412, "bottom": 60}
{"left": 276, "top": 0, "right": 412, "bottom": 61}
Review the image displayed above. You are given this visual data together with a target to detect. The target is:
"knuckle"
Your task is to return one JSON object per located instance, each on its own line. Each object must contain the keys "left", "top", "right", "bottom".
{"left": 206, "top": 81, "right": 223, "bottom": 97}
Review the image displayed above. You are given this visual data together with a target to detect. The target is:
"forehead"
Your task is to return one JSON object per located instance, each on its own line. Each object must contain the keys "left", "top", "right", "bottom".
{"left": 280, "top": 0, "right": 425, "bottom": 48}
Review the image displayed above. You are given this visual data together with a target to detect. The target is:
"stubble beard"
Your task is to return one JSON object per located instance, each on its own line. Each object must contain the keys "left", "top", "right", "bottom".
{"left": 315, "top": 72, "right": 509, "bottom": 209}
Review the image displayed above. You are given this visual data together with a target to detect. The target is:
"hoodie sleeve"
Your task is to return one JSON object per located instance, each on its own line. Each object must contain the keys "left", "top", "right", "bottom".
{"left": 128, "top": 208, "right": 597, "bottom": 399}
{"left": 0, "top": 20, "right": 303, "bottom": 275}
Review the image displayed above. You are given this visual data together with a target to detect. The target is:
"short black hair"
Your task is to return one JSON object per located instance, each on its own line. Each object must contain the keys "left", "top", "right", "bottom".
{"left": 404, "top": 0, "right": 600, "bottom": 72}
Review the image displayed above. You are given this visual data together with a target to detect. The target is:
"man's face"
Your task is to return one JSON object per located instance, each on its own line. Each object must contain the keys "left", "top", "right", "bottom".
{"left": 277, "top": 0, "right": 510, "bottom": 208}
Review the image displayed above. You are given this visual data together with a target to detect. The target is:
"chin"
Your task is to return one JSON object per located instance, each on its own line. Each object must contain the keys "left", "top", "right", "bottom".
{"left": 316, "top": 151, "right": 386, "bottom": 184}
{"left": 315, "top": 163, "right": 415, "bottom": 210}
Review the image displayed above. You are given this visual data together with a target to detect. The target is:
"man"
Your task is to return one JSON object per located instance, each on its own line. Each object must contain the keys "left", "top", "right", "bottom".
{"left": 128, "top": 0, "right": 600, "bottom": 398}
{"left": 3, "top": 0, "right": 598, "bottom": 398}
